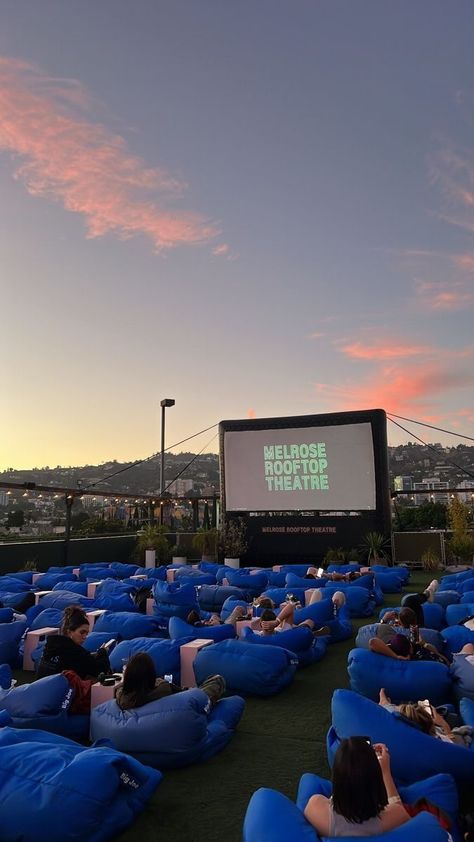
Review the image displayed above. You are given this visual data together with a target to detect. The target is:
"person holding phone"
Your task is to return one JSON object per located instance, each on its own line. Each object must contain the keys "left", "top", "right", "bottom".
{"left": 304, "top": 736, "right": 410, "bottom": 836}
{"left": 37, "top": 605, "right": 112, "bottom": 680}
{"left": 378, "top": 689, "right": 472, "bottom": 747}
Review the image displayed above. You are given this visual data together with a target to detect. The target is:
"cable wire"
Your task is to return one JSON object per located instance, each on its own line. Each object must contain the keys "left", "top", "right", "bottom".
{"left": 83, "top": 423, "right": 218, "bottom": 489}
{"left": 387, "top": 412, "right": 474, "bottom": 443}
{"left": 387, "top": 417, "right": 474, "bottom": 480}
{"left": 163, "top": 433, "right": 219, "bottom": 494}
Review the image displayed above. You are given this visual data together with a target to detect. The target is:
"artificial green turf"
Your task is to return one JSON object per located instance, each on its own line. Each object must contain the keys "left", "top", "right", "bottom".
{"left": 115, "top": 570, "right": 435, "bottom": 842}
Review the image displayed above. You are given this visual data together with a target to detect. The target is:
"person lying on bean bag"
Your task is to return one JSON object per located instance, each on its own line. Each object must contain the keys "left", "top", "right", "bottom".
{"left": 115, "top": 653, "right": 225, "bottom": 711}
{"left": 378, "top": 688, "right": 472, "bottom": 747}
{"left": 369, "top": 629, "right": 448, "bottom": 665}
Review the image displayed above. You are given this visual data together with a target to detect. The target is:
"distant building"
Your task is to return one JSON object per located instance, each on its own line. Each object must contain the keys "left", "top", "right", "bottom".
{"left": 167, "top": 479, "right": 194, "bottom": 496}
{"left": 0, "top": 492, "right": 8, "bottom": 506}
{"left": 413, "top": 478, "right": 449, "bottom": 505}
{"left": 393, "top": 476, "right": 414, "bottom": 492}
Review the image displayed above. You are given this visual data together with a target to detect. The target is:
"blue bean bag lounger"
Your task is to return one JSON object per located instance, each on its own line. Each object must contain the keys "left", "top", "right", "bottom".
{"left": 224, "top": 569, "right": 270, "bottom": 595}
{"left": 3, "top": 570, "right": 34, "bottom": 583}
{"left": 373, "top": 571, "right": 404, "bottom": 593}
{"left": 293, "top": 601, "right": 352, "bottom": 643}
{"left": 78, "top": 564, "right": 117, "bottom": 581}
{"left": 327, "top": 689, "right": 474, "bottom": 788}
{"left": 193, "top": 638, "right": 298, "bottom": 696}
{"left": 168, "top": 615, "right": 236, "bottom": 642}
{"left": 52, "top": 580, "right": 89, "bottom": 595}
{"left": 93, "top": 611, "right": 162, "bottom": 639}
{"left": 261, "top": 587, "right": 309, "bottom": 607}
{"left": 109, "top": 638, "right": 183, "bottom": 680}
{"left": 322, "top": 585, "right": 376, "bottom": 618}
{"left": 243, "top": 787, "right": 449, "bottom": 842}
{"left": 33, "top": 572, "right": 76, "bottom": 590}
{"left": 0, "top": 617, "right": 27, "bottom": 667}
{"left": 355, "top": 623, "right": 445, "bottom": 653}
{"left": 347, "top": 647, "right": 453, "bottom": 705}
{"left": 0, "top": 725, "right": 161, "bottom": 842}
{"left": 372, "top": 564, "right": 410, "bottom": 583}
{"left": 381, "top": 603, "right": 445, "bottom": 631}
{"left": 441, "top": 625, "right": 474, "bottom": 657}
{"left": 295, "top": 771, "right": 458, "bottom": 840}
{"left": 197, "top": 584, "right": 247, "bottom": 613}
{"left": 460, "top": 578, "right": 474, "bottom": 594}
{"left": 446, "top": 603, "right": 474, "bottom": 626}
{"left": 152, "top": 581, "right": 199, "bottom": 620}
{"left": 173, "top": 570, "right": 217, "bottom": 586}
{"left": 450, "top": 653, "right": 474, "bottom": 701}
{"left": 90, "top": 687, "right": 244, "bottom": 769}
{"left": 241, "top": 626, "right": 327, "bottom": 667}
{"left": 0, "top": 673, "right": 89, "bottom": 738}
{"left": 38, "top": 590, "right": 97, "bottom": 611}
{"left": 435, "top": 590, "right": 461, "bottom": 608}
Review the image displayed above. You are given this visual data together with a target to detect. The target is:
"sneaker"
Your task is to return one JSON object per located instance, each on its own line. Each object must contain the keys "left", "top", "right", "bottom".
{"left": 199, "top": 674, "right": 226, "bottom": 707}
{"left": 313, "top": 625, "right": 331, "bottom": 637}
{"left": 424, "top": 580, "right": 439, "bottom": 602}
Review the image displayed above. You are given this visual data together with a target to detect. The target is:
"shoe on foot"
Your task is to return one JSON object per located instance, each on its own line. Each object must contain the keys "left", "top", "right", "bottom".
{"left": 313, "top": 625, "right": 331, "bottom": 637}
{"left": 424, "top": 580, "right": 439, "bottom": 601}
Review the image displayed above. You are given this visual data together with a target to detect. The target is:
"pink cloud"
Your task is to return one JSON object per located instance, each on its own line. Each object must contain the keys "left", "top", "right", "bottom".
{"left": 0, "top": 56, "right": 219, "bottom": 251}
{"left": 340, "top": 341, "right": 431, "bottom": 360}
{"left": 316, "top": 361, "right": 474, "bottom": 416}
{"left": 247, "top": 408, "right": 257, "bottom": 419}
{"left": 212, "top": 244, "right": 230, "bottom": 256}
{"left": 415, "top": 280, "right": 474, "bottom": 311}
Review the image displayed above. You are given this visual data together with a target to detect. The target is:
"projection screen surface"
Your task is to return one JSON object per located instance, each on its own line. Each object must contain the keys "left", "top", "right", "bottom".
{"left": 224, "top": 422, "right": 376, "bottom": 511}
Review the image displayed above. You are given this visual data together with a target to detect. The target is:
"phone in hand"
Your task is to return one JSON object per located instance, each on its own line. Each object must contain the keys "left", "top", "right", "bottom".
{"left": 101, "top": 638, "right": 116, "bottom": 652}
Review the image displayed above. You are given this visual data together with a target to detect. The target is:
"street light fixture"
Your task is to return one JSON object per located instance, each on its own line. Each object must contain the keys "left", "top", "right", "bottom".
{"left": 160, "top": 398, "right": 175, "bottom": 497}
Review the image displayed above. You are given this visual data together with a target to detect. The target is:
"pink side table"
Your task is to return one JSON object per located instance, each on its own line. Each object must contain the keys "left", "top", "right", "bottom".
{"left": 180, "top": 639, "right": 213, "bottom": 688}
{"left": 23, "top": 626, "right": 59, "bottom": 671}
{"left": 146, "top": 598, "right": 155, "bottom": 616}
{"left": 272, "top": 565, "right": 282, "bottom": 572}
{"left": 235, "top": 619, "right": 258, "bottom": 638}
{"left": 90, "top": 674, "right": 123, "bottom": 709}
{"left": 86, "top": 609, "right": 107, "bottom": 630}
{"left": 87, "top": 581, "right": 103, "bottom": 598}
{"left": 166, "top": 569, "right": 177, "bottom": 583}
{"left": 34, "top": 590, "right": 53, "bottom": 605}
{"left": 72, "top": 568, "right": 80, "bottom": 577}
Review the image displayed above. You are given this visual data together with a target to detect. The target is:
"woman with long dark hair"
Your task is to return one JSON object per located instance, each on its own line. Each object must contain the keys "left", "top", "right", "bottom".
{"left": 304, "top": 737, "right": 409, "bottom": 836}
{"left": 115, "top": 653, "right": 225, "bottom": 711}
{"left": 37, "top": 605, "right": 111, "bottom": 680}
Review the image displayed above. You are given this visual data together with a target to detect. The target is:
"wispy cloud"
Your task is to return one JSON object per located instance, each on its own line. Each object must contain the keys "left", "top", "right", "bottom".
{"left": 340, "top": 341, "right": 431, "bottom": 360}
{"left": 415, "top": 280, "right": 474, "bottom": 310}
{"left": 0, "top": 56, "right": 219, "bottom": 251}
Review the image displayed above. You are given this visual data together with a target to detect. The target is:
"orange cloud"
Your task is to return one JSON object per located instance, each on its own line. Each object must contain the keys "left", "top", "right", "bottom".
{"left": 247, "top": 408, "right": 256, "bottom": 419}
{"left": 340, "top": 341, "right": 430, "bottom": 360}
{"left": 0, "top": 56, "right": 219, "bottom": 251}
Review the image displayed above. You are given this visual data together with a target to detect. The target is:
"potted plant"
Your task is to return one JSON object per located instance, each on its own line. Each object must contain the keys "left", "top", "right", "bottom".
{"left": 192, "top": 528, "right": 218, "bottom": 562}
{"left": 219, "top": 517, "right": 248, "bottom": 569}
{"left": 170, "top": 544, "right": 187, "bottom": 566}
{"left": 137, "top": 525, "right": 171, "bottom": 568}
{"left": 361, "top": 531, "right": 390, "bottom": 565}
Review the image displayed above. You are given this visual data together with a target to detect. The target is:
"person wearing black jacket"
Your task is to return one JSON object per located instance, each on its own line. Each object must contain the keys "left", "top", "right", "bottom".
{"left": 37, "top": 605, "right": 111, "bottom": 680}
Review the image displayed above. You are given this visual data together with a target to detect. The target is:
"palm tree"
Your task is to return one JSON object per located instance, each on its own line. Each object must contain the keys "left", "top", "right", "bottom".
{"left": 361, "top": 531, "right": 390, "bottom": 564}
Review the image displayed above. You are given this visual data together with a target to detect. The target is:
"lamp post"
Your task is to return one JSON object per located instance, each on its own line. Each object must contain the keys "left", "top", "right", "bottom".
{"left": 160, "top": 400, "right": 175, "bottom": 522}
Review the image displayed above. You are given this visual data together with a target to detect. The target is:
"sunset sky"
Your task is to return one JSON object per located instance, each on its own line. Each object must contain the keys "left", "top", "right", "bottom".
{"left": 2, "top": 1, "right": 474, "bottom": 471}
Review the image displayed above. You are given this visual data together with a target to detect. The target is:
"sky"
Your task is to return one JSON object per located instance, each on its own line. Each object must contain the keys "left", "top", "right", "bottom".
{"left": 1, "top": 0, "right": 474, "bottom": 471}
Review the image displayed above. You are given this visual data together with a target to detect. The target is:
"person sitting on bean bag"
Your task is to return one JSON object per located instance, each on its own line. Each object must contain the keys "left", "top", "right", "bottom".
{"left": 402, "top": 580, "right": 439, "bottom": 626}
{"left": 304, "top": 736, "right": 411, "bottom": 836}
{"left": 369, "top": 628, "right": 448, "bottom": 665}
{"left": 378, "top": 688, "right": 472, "bottom": 747}
{"left": 115, "top": 653, "right": 225, "bottom": 712}
{"left": 37, "top": 605, "right": 112, "bottom": 680}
